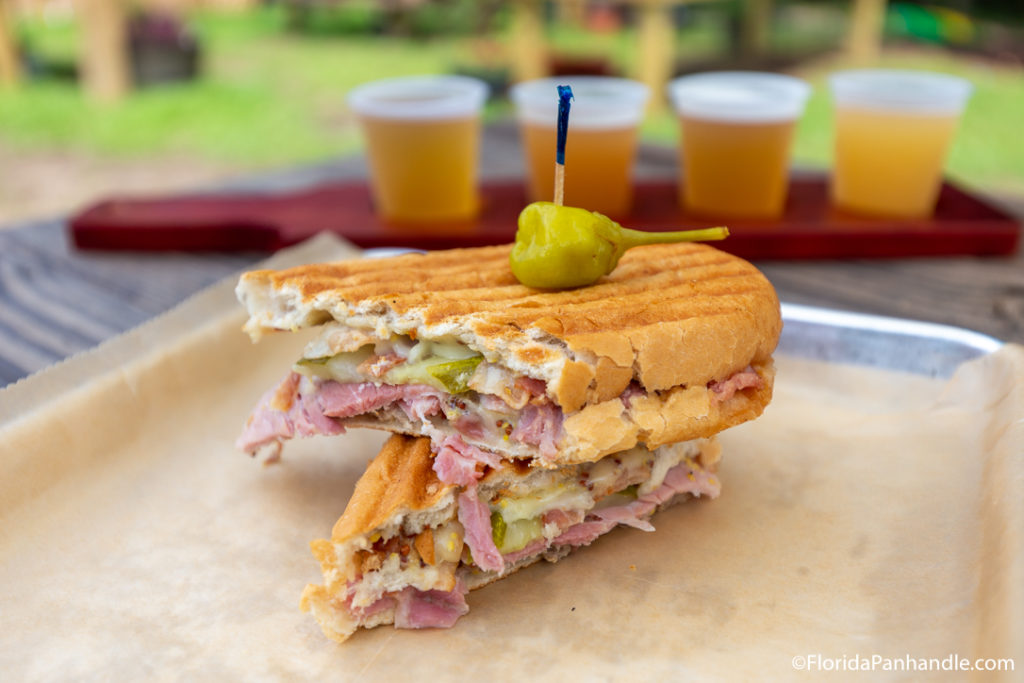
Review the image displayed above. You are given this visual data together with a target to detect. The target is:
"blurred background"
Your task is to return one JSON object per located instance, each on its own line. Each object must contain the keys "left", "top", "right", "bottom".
{"left": 0, "top": 0, "right": 1022, "bottom": 224}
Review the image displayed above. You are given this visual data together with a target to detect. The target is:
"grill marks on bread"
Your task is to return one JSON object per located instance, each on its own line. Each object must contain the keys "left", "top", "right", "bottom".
{"left": 239, "top": 242, "right": 781, "bottom": 412}
{"left": 247, "top": 244, "right": 757, "bottom": 329}
{"left": 331, "top": 436, "right": 453, "bottom": 544}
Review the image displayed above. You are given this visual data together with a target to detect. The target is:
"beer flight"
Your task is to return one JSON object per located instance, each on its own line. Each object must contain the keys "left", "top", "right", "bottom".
{"left": 346, "top": 69, "right": 973, "bottom": 225}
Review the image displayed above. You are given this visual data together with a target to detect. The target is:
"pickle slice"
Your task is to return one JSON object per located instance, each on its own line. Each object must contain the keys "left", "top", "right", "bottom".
{"left": 293, "top": 347, "right": 374, "bottom": 381}
{"left": 490, "top": 510, "right": 543, "bottom": 554}
{"left": 490, "top": 511, "right": 507, "bottom": 550}
{"left": 295, "top": 356, "right": 331, "bottom": 367}
{"left": 426, "top": 356, "right": 483, "bottom": 394}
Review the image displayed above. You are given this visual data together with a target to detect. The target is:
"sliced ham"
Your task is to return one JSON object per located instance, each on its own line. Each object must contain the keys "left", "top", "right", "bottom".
{"left": 349, "top": 593, "right": 395, "bottom": 619}
{"left": 541, "top": 508, "right": 585, "bottom": 531}
{"left": 493, "top": 511, "right": 635, "bottom": 565}
{"left": 640, "top": 460, "right": 721, "bottom": 506}
{"left": 400, "top": 393, "right": 443, "bottom": 422}
{"left": 659, "top": 460, "right": 721, "bottom": 499}
{"left": 591, "top": 501, "right": 657, "bottom": 531}
{"left": 501, "top": 538, "right": 547, "bottom": 564}
{"left": 240, "top": 364, "right": 760, "bottom": 459}
{"left": 709, "top": 366, "right": 762, "bottom": 403}
{"left": 456, "top": 487, "right": 504, "bottom": 573}
{"left": 320, "top": 381, "right": 429, "bottom": 418}
{"left": 619, "top": 381, "right": 645, "bottom": 409}
{"left": 238, "top": 373, "right": 564, "bottom": 457}
{"left": 236, "top": 374, "right": 344, "bottom": 455}
{"left": 551, "top": 519, "right": 617, "bottom": 547}
{"left": 236, "top": 376, "right": 446, "bottom": 454}
{"left": 452, "top": 413, "right": 486, "bottom": 440}
{"left": 515, "top": 376, "right": 548, "bottom": 399}
{"left": 392, "top": 580, "right": 470, "bottom": 630}
{"left": 510, "top": 403, "right": 562, "bottom": 460}
{"left": 480, "top": 394, "right": 513, "bottom": 413}
{"left": 297, "top": 378, "right": 346, "bottom": 437}
{"left": 235, "top": 373, "right": 299, "bottom": 453}
{"left": 432, "top": 435, "right": 501, "bottom": 487}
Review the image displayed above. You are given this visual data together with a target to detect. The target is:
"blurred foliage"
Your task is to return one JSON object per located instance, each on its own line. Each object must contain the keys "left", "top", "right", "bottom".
{"left": 282, "top": 0, "right": 506, "bottom": 38}
{"left": 4, "top": 5, "right": 468, "bottom": 163}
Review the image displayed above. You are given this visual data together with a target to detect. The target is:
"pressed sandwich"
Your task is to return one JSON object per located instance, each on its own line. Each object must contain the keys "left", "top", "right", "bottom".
{"left": 300, "top": 433, "right": 722, "bottom": 642}
{"left": 235, "top": 242, "right": 781, "bottom": 467}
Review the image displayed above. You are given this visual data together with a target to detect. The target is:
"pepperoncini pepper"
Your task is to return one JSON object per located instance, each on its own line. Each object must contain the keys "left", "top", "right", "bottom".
{"left": 510, "top": 201, "right": 729, "bottom": 289}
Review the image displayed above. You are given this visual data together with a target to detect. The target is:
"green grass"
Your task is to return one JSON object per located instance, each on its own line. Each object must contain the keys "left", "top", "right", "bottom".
{"left": 4, "top": 6, "right": 1024, "bottom": 193}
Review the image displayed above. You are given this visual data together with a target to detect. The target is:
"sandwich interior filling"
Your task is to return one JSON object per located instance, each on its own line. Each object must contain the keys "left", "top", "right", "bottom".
{"left": 295, "top": 329, "right": 562, "bottom": 453}
{"left": 238, "top": 325, "right": 763, "bottom": 460}
{"left": 309, "top": 438, "right": 720, "bottom": 633}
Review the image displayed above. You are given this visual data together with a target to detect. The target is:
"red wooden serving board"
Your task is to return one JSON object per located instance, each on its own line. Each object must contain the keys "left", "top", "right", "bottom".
{"left": 69, "top": 177, "right": 1020, "bottom": 259}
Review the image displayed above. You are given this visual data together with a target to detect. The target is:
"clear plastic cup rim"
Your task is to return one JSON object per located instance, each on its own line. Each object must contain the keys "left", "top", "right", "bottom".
{"left": 830, "top": 69, "right": 973, "bottom": 114}
{"left": 347, "top": 75, "right": 489, "bottom": 120}
{"left": 667, "top": 71, "right": 811, "bottom": 123}
{"left": 510, "top": 76, "right": 650, "bottom": 129}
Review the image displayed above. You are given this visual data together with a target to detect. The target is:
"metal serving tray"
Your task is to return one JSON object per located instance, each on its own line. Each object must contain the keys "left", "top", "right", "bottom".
{"left": 779, "top": 302, "right": 1003, "bottom": 379}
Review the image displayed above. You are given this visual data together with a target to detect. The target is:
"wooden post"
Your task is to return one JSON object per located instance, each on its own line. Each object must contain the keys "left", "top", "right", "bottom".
{"left": 740, "top": 0, "right": 773, "bottom": 59}
{"left": 636, "top": 0, "right": 673, "bottom": 110}
{"left": 510, "top": 0, "right": 547, "bottom": 83}
{"left": 0, "top": 0, "right": 19, "bottom": 87}
{"left": 79, "top": 0, "right": 130, "bottom": 102}
{"left": 847, "top": 0, "right": 887, "bottom": 63}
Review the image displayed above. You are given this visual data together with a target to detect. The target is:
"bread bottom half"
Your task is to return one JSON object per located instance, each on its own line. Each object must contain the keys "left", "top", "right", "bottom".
{"left": 300, "top": 434, "right": 722, "bottom": 643}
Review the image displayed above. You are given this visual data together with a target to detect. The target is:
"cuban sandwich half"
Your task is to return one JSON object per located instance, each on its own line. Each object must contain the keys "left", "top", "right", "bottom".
{"left": 234, "top": 242, "right": 782, "bottom": 642}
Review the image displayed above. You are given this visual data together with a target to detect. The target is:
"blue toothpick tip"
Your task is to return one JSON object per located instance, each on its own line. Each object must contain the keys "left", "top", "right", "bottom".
{"left": 556, "top": 85, "right": 574, "bottom": 166}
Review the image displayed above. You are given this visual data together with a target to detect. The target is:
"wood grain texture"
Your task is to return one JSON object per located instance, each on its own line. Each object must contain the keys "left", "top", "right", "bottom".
{"left": 0, "top": 123, "right": 1020, "bottom": 387}
{"left": 760, "top": 254, "right": 1024, "bottom": 343}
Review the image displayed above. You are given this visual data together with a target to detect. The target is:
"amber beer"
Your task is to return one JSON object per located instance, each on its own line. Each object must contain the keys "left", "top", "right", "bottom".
{"left": 347, "top": 76, "right": 488, "bottom": 224}
{"left": 511, "top": 77, "right": 649, "bottom": 218}
{"left": 830, "top": 70, "right": 972, "bottom": 218}
{"left": 668, "top": 72, "right": 810, "bottom": 219}
{"left": 360, "top": 116, "right": 481, "bottom": 223}
{"left": 679, "top": 117, "right": 796, "bottom": 219}
{"left": 520, "top": 123, "right": 638, "bottom": 217}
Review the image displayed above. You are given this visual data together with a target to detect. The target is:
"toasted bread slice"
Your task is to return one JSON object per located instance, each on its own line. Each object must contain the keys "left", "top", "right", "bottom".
{"left": 237, "top": 242, "right": 781, "bottom": 414}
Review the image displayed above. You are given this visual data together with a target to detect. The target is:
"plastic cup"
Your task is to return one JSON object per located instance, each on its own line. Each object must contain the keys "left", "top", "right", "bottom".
{"left": 830, "top": 69, "right": 973, "bottom": 218}
{"left": 668, "top": 72, "right": 811, "bottom": 219}
{"left": 347, "top": 75, "right": 488, "bottom": 224}
{"left": 510, "top": 76, "right": 650, "bottom": 217}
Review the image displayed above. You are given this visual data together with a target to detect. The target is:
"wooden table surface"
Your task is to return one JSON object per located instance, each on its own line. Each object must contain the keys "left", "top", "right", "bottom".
{"left": 1, "top": 123, "right": 1021, "bottom": 388}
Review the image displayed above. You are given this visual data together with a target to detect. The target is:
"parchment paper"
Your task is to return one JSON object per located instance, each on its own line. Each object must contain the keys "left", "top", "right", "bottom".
{"left": 1, "top": 234, "right": 1021, "bottom": 681}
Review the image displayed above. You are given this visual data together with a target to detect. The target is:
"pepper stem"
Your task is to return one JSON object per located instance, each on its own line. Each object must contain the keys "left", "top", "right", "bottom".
{"left": 619, "top": 225, "right": 730, "bottom": 249}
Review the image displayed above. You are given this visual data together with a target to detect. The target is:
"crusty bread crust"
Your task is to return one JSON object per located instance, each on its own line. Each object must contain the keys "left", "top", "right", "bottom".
{"left": 330, "top": 435, "right": 452, "bottom": 544}
{"left": 559, "top": 359, "right": 774, "bottom": 462}
{"left": 237, "top": 243, "right": 782, "bottom": 413}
